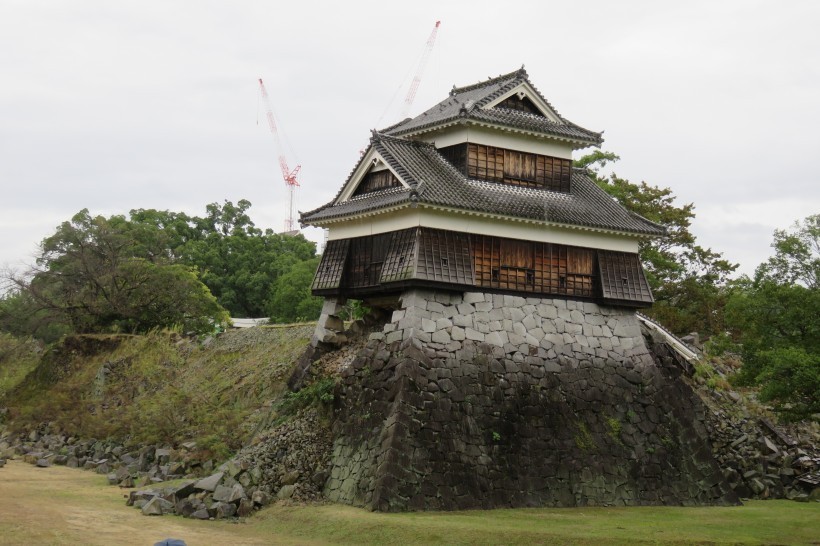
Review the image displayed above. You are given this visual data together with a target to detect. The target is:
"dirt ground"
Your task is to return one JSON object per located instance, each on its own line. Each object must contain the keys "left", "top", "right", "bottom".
{"left": 0, "top": 460, "right": 276, "bottom": 546}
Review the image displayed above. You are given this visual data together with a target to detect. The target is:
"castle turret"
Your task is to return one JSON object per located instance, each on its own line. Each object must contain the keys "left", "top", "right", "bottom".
{"left": 299, "top": 68, "right": 735, "bottom": 512}
{"left": 302, "top": 67, "right": 662, "bottom": 309}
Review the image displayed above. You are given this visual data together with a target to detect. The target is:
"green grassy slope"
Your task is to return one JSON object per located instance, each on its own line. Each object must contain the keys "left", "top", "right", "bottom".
{"left": 0, "top": 333, "right": 42, "bottom": 399}
{"left": 0, "top": 326, "right": 313, "bottom": 459}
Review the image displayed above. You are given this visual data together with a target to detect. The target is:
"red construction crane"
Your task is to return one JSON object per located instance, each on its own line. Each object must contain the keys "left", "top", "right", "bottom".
{"left": 258, "top": 78, "right": 301, "bottom": 233}
{"left": 401, "top": 20, "right": 441, "bottom": 119}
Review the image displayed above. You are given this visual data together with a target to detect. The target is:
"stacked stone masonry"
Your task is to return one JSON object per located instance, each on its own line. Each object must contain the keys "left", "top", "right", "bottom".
{"left": 325, "top": 289, "right": 738, "bottom": 511}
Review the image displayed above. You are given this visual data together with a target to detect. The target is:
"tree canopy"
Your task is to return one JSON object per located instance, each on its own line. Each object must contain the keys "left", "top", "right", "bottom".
{"left": 576, "top": 151, "right": 737, "bottom": 335}
{"left": 2, "top": 209, "right": 229, "bottom": 338}
{"left": 267, "top": 256, "right": 324, "bottom": 323}
{"left": 728, "top": 214, "right": 819, "bottom": 420}
{"left": 172, "top": 200, "right": 317, "bottom": 318}
{"left": 1, "top": 200, "right": 323, "bottom": 341}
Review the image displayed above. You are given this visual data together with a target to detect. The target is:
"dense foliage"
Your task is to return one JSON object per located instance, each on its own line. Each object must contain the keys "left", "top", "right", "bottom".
{"left": 576, "top": 151, "right": 737, "bottom": 335}
{"left": 1, "top": 210, "right": 229, "bottom": 339}
{"left": 576, "top": 152, "right": 817, "bottom": 420}
{"left": 727, "top": 215, "right": 819, "bottom": 420}
{"left": 267, "top": 256, "right": 324, "bottom": 323}
{"left": 1, "top": 200, "right": 322, "bottom": 341}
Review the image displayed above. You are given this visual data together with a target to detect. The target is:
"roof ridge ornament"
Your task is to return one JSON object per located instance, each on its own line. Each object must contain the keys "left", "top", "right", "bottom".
{"left": 450, "top": 67, "right": 525, "bottom": 94}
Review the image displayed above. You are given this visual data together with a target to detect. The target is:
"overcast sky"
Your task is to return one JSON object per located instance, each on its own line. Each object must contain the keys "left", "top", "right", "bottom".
{"left": 1, "top": 0, "right": 818, "bottom": 277}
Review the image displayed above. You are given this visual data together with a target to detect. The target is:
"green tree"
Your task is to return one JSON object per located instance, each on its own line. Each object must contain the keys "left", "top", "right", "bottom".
{"left": 754, "top": 214, "right": 819, "bottom": 289}
{"left": 576, "top": 151, "right": 737, "bottom": 335}
{"left": 179, "top": 200, "right": 317, "bottom": 317}
{"left": 126, "top": 208, "right": 200, "bottom": 260}
{"left": 127, "top": 200, "right": 319, "bottom": 318}
{"left": 3, "top": 210, "right": 228, "bottom": 337}
{"left": 3, "top": 200, "right": 323, "bottom": 337}
{"left": 728, "top": 214, "right": 819, "bottom": 420}
{"left": 267, "top": 256, "right": 323, "bottom": 323}
{"left": 0, "top": 289, "right": 70, "bottom": 343}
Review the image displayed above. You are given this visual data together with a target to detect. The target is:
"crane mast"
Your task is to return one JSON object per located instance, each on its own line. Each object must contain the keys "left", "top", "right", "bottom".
{"left": 258, "top": 78, "right": 301, "bottom": 233}
{"left": 401, "top": 20, "right": 441, "bottom": 118}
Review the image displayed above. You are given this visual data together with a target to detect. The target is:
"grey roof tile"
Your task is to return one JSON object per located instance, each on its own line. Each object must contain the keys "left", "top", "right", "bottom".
{"left": 383, "top": 67, "right": 603, "bottom": 147}
{"left": 301, "top": 133, "right": 665, "bottom": 237}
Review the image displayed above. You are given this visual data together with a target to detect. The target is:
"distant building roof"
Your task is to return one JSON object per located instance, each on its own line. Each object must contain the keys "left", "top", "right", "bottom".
{"left": 300, "top": 132, "right": 665, "bottom": 237}
{"left": 230, "top": 318, "right": 269, "bottom": 328}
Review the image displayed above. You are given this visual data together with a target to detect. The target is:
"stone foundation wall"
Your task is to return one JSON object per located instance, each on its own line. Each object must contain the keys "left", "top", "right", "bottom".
{"left": 325, "top": 289, "right": 738, "bottom": 511}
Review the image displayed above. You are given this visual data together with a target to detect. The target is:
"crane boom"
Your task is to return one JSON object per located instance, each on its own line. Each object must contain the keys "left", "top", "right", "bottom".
{"left": 401, "top": 20, "right": 441, "bottom": 118}
{"left": 258, "top": 78, "right": 301, "bottom": 232}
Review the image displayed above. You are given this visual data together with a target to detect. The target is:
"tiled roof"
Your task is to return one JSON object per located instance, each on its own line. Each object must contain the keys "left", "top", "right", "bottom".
{"left": 383, "top": 67, "right": 603, "bottom": 147}
{"left": 300, "top": 133, "right": 665, "bottom": 237}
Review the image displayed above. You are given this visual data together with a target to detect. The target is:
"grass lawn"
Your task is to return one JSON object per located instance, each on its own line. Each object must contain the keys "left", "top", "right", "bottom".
{"left": 2, "top": 460, "right": 818, "bottom": 546}
{"left": 256, "top": 500, "right": 820, "bottom": 545}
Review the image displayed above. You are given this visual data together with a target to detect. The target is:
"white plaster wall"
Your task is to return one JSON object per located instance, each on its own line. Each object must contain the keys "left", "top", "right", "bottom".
{"left": 325, "top": 207, "right": 641, "bottom": 253}
{"left": 419, "top": 125, "right": 575, "bottom": 159}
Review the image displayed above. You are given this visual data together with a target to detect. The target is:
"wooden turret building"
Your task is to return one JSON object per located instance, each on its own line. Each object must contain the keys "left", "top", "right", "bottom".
{"left": 298, "top": 68, "right": 735, "bottom": 512}
{"left": 302, "top": 67, "right": 663, "bottom": 308}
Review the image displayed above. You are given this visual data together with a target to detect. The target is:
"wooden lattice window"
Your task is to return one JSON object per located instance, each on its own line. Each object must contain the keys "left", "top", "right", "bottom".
{"left": 346, "top": 233, "right": 393, "bottom": 289}
{"left": 316, "top": 229, "right": 611, "bottom": 301}
{"left": 565, "top": 246, "right": 594, "bottom": 296}
{"left": 537, "top": 155, "right": 572, "bottom": 192}
{"left": 352, "top": 169, "right": 401, "bottom": 196}
{"left": 597, "top": 250, "right": 653, "bottom": 305}
{"left": 380, "top": 228, "right": 418, "bottom": 283}
{"left": 312, "top": 239, "right": 350, "bottom": 292}
{"left": 458, "top": 144, "right": 571, "bottom": 192}
{"left": 467, "top": 144, "right": 504, "bottom": 183}
{"left": 504, "top": 150, "right": 538, "bottom": 185}
{"left": 497, "top": 94, "right": 542, "bottom": 116}
{"left": 473, "top": 235, "right": 593, "bottom": 297}
{"left": 416, "top": 229, "right": 475, "bottom": 285}
{"left": 438, "top": 144, "right": 467, "bottom": 174}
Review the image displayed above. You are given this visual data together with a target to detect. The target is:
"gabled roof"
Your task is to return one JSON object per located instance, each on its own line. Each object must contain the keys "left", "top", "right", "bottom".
{"left": 300, "top": 132, "right": 665, "bottom": 238}
{"left": 382, "top": 67, "right": 603, "bottom": 148}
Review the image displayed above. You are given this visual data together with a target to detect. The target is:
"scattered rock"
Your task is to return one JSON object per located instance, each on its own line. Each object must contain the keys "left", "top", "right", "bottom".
{"left": 237, "top": 498, "right": 255, "bottom": 517}
{"left": 760, "top": 436, "right": 779, "bottom": 455}
{"left": 141, "top": 496, "right": 173, "bottom": 516}
{"left": 251, "top": 490, "right": 270, "bottom": 506}
{"left": 212, "top": 483, "right": 245, "bottom": 504}
{"left": 212, "top": 501, "right": 237, "bottom": 519}
{"left": 193, "top": 472, "right": 224, "bottom": 492}
{"left": 190, "top": 508, "right": 210, "bottom": 520}
{"left": 281, "top": 470, "right": 300, "bottom": 486}
{"left": 276, "top": 485, "right": 295, "bottom": 499}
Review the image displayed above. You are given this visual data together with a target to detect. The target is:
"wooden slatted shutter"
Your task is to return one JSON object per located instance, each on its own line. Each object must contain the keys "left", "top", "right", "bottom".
{"left": 416, "top": 228, "right": 475, "bottom": 286}
{"left": 312, "top": 239, "right": 350, "bottom": 292}
{"left": 597, "top": 250, "right": 654, "bottom": 306}
{"left": 380, "top": 228, "right": 418, "bottom": 283}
